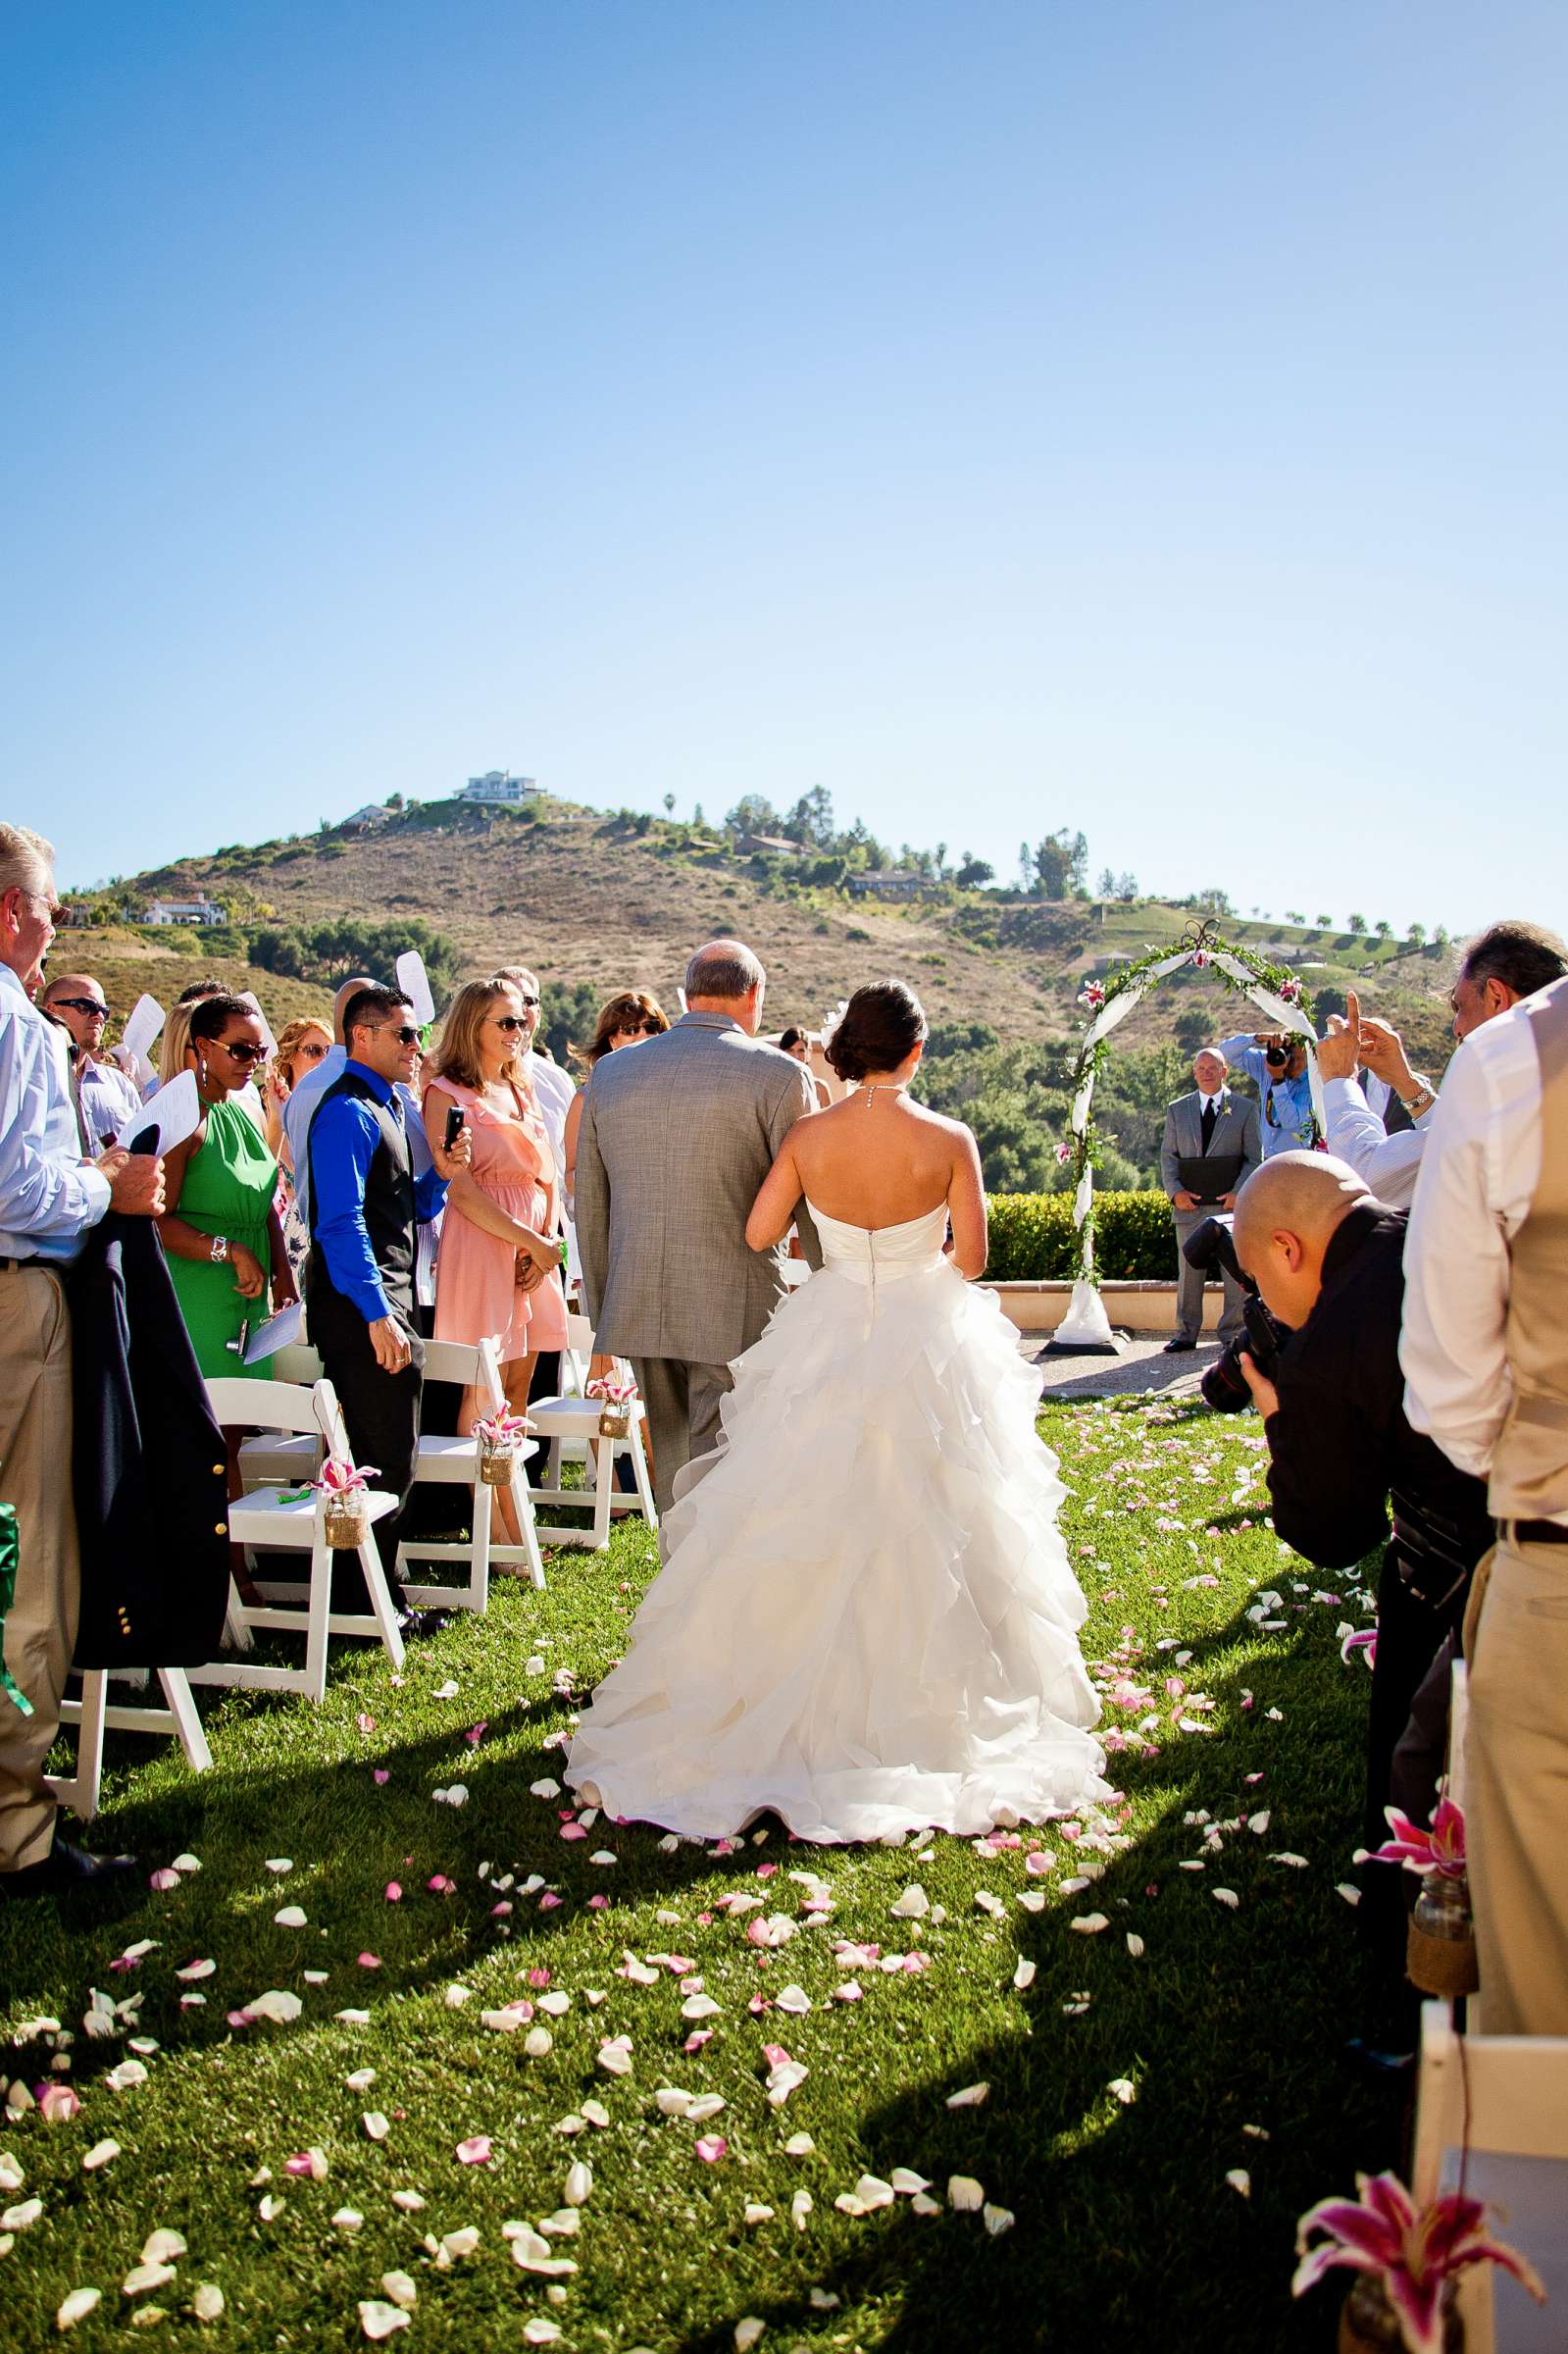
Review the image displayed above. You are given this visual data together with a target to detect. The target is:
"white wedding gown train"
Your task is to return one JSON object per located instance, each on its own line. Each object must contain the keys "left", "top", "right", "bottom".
{"left": 565, "top": 1202, "right": 1107, "bottom": 1842}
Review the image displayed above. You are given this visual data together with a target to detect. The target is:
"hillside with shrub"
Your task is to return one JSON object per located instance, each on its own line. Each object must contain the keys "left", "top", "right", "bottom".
{"left": 61, "top": 788, "right": 1469, "bottom": 1191}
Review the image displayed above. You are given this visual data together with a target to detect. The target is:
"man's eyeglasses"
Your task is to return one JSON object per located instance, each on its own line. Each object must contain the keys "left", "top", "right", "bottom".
{"left": 515, "top": 994, "right": 540, "bottom": 1009}
{"left": 215, "top": 1038, "right": 270, "bottom": 1066}
{"left": 369, "top": 1024, "right": 422, "bottom": 1046}
{"left": 51, "top": 997, "right": 108, "bottom": 1018}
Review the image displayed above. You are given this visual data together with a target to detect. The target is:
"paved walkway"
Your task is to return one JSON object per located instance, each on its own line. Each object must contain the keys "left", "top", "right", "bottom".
{"left": 1023, "top": 1330, "right": 1228, "bottom": 1402}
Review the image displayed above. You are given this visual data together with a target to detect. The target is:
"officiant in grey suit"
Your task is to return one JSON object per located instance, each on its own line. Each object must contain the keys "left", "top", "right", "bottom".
{"left": 574, "top": 939, "right": 820, "bottom": 1512}
{"left": 1159, "top": 1047, "right": 1261, "bottom": 1353}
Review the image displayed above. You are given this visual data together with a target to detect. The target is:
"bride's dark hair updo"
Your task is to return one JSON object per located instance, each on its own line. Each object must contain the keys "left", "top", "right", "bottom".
{"left": 824, "top": 980, "right": 929, "bottom": 1083}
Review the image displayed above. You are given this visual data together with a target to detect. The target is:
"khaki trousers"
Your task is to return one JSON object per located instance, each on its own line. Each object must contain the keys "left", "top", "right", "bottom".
{"left": 1465, "top": 1531, "right": 1568, "bottom": 2036}
{"left": 0, "top": 1264, "right": 79, "bottom": 1871}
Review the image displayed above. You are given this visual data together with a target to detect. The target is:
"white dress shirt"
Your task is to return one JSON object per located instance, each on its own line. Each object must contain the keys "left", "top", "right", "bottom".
{"left": 76, "top": 1054, "right": 146, "bottom": 1151}
{"left": 523, "top": 1050, "right": 575, "bottom": 1173}
{"left": 1324, "top": 1075, "right": 1436, "bottom": 1209}
{"left": 0, "top": 963, "right": 113, "bottom": 1264}
{"left": 1400, "top": 991, "right": 1557, "bottom": 1515}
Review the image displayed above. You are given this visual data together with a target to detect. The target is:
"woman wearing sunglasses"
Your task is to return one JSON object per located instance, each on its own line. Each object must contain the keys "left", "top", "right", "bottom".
{"left": 561, "top": 991, "right": 670, "bottom": 1214}
{"left": 423, "top": 977, "right": 566, "bottom": 1545}
{"left": 158, "top": 992, "right": 297, "bottom": 1379}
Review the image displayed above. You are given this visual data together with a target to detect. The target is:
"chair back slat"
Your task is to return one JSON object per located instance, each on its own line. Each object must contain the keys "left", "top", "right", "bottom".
{"left": 207, "top": 1376, "right": 324, "bottom": 1437}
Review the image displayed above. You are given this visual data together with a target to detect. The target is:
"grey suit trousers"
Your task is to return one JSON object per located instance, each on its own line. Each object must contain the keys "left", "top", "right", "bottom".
{"left": 633, "top": 1355, "right": 732, "bottom": 1519}
{"left": 1172, "top": 1207, "right": 1246, "bottom": 1344}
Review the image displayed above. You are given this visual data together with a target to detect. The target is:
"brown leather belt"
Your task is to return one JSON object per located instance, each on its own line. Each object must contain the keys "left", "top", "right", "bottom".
{"left": 1501, "top": 1518, "right": 1568, "bottom": 1548}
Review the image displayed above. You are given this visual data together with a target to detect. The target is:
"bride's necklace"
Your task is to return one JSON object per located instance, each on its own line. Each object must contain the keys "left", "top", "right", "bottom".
{"left": 859, "top": 1082, "right": 907, "bottom": 1108}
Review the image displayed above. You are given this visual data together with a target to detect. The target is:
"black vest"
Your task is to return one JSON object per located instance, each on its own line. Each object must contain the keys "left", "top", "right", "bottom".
{"left": 306, "top": 1068, "right": 416, "bottom": 1315}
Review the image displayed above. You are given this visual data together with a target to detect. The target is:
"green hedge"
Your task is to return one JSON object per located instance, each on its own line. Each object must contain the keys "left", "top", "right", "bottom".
{"left": 985, "top": 1191, "right": 1176, "bottom": 1282}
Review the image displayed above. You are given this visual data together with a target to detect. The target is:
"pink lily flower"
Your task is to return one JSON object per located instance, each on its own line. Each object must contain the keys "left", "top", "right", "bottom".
{"left": 1293, "top": 2171, "right": 1544, "bottom": 2354}
{"left": 1369, "top": 1798, "right": 1466, "bottom": 1879}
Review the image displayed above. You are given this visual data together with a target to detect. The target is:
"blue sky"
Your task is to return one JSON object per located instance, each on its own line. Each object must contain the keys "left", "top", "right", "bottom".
{"left": 3, "top": 2, "right": 1563, "bottom": 934}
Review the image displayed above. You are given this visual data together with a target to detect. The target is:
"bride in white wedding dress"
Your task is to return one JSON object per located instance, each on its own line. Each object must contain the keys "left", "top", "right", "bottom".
{"left": 565, "top": 980, "right": 1107, "bottom": 1843}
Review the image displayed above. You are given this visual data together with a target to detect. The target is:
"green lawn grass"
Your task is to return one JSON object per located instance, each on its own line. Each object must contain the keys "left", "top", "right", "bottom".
{"left": 1, "top": 1398, "right": 1401, "bottom": 2352}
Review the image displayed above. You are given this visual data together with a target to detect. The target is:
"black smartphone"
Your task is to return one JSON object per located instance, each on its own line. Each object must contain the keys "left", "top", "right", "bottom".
{"left": 444, "top": 1105, "right": 466, "bottom": 1151}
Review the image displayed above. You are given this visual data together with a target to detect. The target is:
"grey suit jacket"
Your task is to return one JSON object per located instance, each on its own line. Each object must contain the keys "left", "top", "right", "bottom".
{"left": 575, "top": 1012, "right": 820, "bottom": 1364}
{"left": 1159, "top": 1086, "right": 1262, "bottom": 1201}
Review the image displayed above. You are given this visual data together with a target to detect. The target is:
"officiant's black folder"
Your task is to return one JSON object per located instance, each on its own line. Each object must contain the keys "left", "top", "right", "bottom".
{"left": 1177, "top": 1153, "right": 1242, "bottom": 1203}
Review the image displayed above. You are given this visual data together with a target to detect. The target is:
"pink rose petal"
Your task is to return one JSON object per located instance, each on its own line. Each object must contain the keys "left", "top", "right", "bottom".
{"left": 694, "top": 2134, "right": 728, "bottom": 2162}
{"left": 357, "top": 1953, "right": 382, "bottom": 1970}
{"left": 455, "top": 2135, "right": 492, "bottom": 2165}
{"left": 384, "top": 1883, "right": 402, "bottom": 1903}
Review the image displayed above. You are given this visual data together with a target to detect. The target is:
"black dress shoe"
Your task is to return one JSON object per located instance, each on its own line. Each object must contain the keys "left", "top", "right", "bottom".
{"left": 0, "top": 1831, "right": 139, "bottom": 1901}
{"left": 1162, "top": 1336, "right": 1196, "bottom": 1354}
{"left": 394, "top": 1606, "right": 455, "bottom": 1642}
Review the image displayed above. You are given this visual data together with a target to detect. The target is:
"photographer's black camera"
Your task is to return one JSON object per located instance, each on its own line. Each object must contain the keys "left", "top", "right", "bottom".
{"left": 1180, "top": 1215, "right": 1291, "bottom": 1412}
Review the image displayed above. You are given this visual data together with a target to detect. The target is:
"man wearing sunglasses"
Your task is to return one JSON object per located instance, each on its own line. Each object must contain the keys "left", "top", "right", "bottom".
{"left": 306, "top": 984, "right": 472, "bottom": 1634}
{"left": 39, "top": 972, "right": 141, "bottom": 1145}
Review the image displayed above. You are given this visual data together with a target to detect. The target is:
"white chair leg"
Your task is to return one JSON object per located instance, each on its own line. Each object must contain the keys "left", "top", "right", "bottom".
{"left": 592, "top": 1440, "right": 614, "bottom": 1549}
{"left": 48, "top": 1670, "right": 108, "bottom": 1821}
{"left": 629, "top": 1426, "right": 659, "bottom": 1527}
{"left": 302, "top": 1534, "right": 333, "bottom": 1706}
{"left": 470, "top": 1479, "right": 492, "bottom": 1613}
{"left": 359, "top": 1533, "right": 407, "bottom": 1670}
{"left": 512, "top": 1464, "right": 547, "bottom": 1591}
{"left": 156, "top": 1669, "right": 213, "bottom": 1774}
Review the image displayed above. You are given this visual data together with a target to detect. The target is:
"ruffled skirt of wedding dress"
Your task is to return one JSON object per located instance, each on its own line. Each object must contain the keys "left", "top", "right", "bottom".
{"left": 565, "top": 1260, "right": 1109, "bottom": 1843}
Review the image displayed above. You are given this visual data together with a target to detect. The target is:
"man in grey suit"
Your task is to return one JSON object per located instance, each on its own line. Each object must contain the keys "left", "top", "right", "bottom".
{"left": 574, "top": 939, "right": 819, "bottom": 1513}
{"left": 1159, "top": 1048, "right": 1262, "bottom": 1353}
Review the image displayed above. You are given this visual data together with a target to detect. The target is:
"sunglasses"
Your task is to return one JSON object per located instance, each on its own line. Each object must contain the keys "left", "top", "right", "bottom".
{"left": 488, "top": 1013, "right": 529, "bottom": 1032}
{"left": 372, "top": 1024, "right": 423, "bottom": 1046}
{"left": 51, "top": 997, "right": 109, "bottom": 1018}
{"left": 296, "top": 1040, "right": 329, "bottom": 1061}
{"left": 615, "top": 1019, "right": 661, "bottom": 1037}
{"left": 215, "top": 1038, "right": 270, "bottom": 1066}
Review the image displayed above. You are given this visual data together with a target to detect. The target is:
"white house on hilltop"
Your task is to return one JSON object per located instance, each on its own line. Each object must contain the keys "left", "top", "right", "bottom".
{"left": 143, "top": 897, "right": 226, "bottom": 927}
{"left": 460, "top": 771, "right": 535, "bottom": 805}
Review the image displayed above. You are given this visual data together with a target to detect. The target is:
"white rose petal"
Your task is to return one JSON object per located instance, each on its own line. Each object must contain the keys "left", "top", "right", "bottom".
{"left": 784, "top": 2132, "right": 816, "bottom": 2157}
{"left": 56, "top": 2286, "right": 103, "bottom": 2328}
{"left": 1106, "top": 2077, "right": 1137, "bottom": 2106}
{"left": 245, "top": 1990, "right": 302, "bottom": 2026}
{"left": 331, "top": 2209, "right": 365, "bottom": 2231}
{"left": 273, "top": 1906, "right": 307, "bottom": 1929}
{"left": 191, "top": 2283, "right": 225, "bottom": 2322}
{"left": 1126, "top": 1933, "right": 1145, "bottom": 1958}
{"left": 122, "top": 2261, "right": 177, "bottom": 2297}
{"left": 1212, "top": 1888, "right": 1240, "bottom": 1910}
{"left": 984, "top": 2203, "right": 1016, "bottom": 2236}
{"left": 358, "top": 2300, "right": 411, "bottom": 2340}
{"left": 82, "top": 2140, "right": 121, "bottom": 2173}
{"left": 380, "top": 2273, "right": 418, "bottom": 2311}
{"left": 1011, "top": 1959, "right": 1037, "bottom": 1991}
{"left": 524, "top": 2027, "right": 554, "bottom": 2058}
{"left": 3, "top": 2195, "right": 43, "bottom": 2231}
{"left": 945, "top": 2082, "right": 989, "bottom": 2110}
{"left": 1227, "top": 2168, "right": 1251, "bottom": 2198}
{"left": 564, "top": 2161, "right": 592, "bottom": 2207}
{"left": 947, "top": 2175, "right": 985, "bottom": 2213}
{"left": 1069, "top": 1913, "right": 1110, "bottom": 1934}
{"left": 363, "top": 2113, "right": 390, "bottom": 2142}
{"left": 140, "top": 2229, "right": 187, "bottom": 2265}
{"left": 774, "top": 1985, "right": 811, "bottom": 2017}
{"left": 889, "top": 1884, "right": 929, "bottom": 1919}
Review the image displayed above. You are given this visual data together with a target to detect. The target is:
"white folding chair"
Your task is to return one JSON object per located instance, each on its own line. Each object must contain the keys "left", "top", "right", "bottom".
{"left": 1411, "top": 2001, "right": 1568, "bottom": 2353}
{"left": 234, "top": 1340, "right": 329, "bottom": 1490}
{"left": 47, "top": 1668, "right": 213, "bottom": 1823}
{"left": 191, "top": 1374, "right": 404, "bottom": 1705}
{"left": 397, "top": 1336, "right": 546, "bottom": 1603}
{"left": 525, "top": 1319, "right": 658, "bottom": 1550}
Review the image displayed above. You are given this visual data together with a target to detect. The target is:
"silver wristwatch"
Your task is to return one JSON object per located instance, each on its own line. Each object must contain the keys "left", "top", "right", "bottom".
{"left": 210, "top": 1234, "right": 231, "bottom": 1263}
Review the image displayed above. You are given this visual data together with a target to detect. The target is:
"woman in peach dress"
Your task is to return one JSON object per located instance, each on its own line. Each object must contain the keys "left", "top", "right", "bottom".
{"left": 423, "top": 977, "right": 566, "bottom": 1545}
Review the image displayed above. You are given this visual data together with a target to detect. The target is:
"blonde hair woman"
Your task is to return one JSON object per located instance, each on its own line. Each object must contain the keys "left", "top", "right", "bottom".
{"left": 262, "top": 1016, "right": 332, "bottom": 1162}
{"left": 423, "top": 977, "right": 566, "bottom": 1545}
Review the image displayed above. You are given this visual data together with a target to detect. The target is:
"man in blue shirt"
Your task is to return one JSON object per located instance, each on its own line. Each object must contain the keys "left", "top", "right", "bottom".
{"left": 1, "top": 824, "right": 164, "bottom": 1898}
{"left": 306, "top": 984, "right": 469, "bottom": 1627}
{"left": 1219, "top": 1030, "right": 1319, "bottom": 1157}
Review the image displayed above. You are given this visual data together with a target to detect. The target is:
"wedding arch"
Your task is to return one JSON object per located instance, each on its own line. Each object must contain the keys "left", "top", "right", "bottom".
{"left": 1051, "top": 920, "right": 1325, "bottom": 1352}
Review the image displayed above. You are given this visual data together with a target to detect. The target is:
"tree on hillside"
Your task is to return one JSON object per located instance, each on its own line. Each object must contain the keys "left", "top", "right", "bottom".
{"left": 1115, "top": 871, "right": 1138, "bottom": 900}
{"left": 1433, "top": 924, "right": 1449, "bottom": 947}
{"left": 1195, "top": 886, "right": 1235, "bottom": 917}
{"left": 724, "top": 793, "right": 781, "bottom": 839}
{"left": 956, "top": 853, "right": 994, "bottom": 890}
{"left": 1347, "top": 910, "right": 1367, "bottom": 933}
{"left": 250, "top": 915, "right": 460, "bottom": 997}
{"left": 1032, "top": 828, "right": 1088, "bottom": 899}
{"left": 1316, "top": 912, "right": 1333, "bottom": 928}
{"left": 1407, "top": 921, "right": 1427, "bottom": 947}
{"left": 1096, "top": 867, "right": 1117, "bottom": 897}
{"left": 1285, "top": 909, "right": 1305, "bottom": 925}
{"left": 784, "top": 785, "right": 835, "bottom": 846}
{"left": 662, "top": 793, "right": 676, "bottom": 817}
{"left": 1374, "top": 919, "right": 1392, "bottom": 941}
{"left": 1018, "top": 842, "right": 1034, "bottom": 892}
{"left": 692, "top": 803, "right": 706, "bottom": 828}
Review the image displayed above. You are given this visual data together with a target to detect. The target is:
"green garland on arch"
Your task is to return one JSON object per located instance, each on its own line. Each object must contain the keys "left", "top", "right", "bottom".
{"left": 1061, "top": 921, "right": 1322, "bottom": 1284}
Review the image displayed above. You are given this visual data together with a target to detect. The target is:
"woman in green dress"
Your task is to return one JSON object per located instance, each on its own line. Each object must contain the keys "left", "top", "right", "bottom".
{"left": 158, "top": 993, "right": 297, "bottom": 1377}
